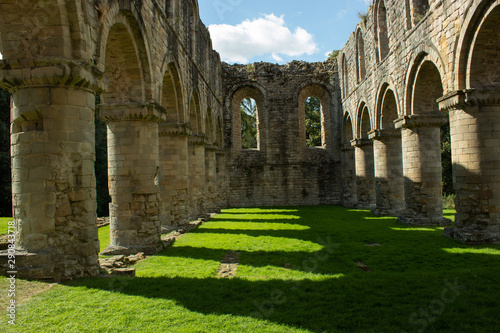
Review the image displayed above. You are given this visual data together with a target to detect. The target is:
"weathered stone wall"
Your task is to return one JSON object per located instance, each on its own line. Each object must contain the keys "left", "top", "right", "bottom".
{"left": 222, "top": 62, "right": 342, "bottom": 207}
{"left": 339, "top": 0, "right": 500, "bottom": 242}
{"left": 0, "top": 0, "right": 225, "bottom": 279}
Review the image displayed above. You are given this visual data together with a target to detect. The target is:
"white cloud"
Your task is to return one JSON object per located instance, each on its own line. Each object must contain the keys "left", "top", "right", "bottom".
{"left": 208, "top": 14, "right": 319, "bottom": 64}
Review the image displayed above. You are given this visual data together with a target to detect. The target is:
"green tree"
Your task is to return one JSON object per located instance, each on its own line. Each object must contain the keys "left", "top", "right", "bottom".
{"left": 441, "top": 122, "right": 453, "bottom": 196}
{"left": 0, "top": 89, "right": 11, "bottom": 216}
{"left": 240, "top": 97, "right": 257, "bottom": 149}
{"left": 95, "top": 96, "right": 111, "bottom": 217}
{"left": 305, "top": 97, "right": 322, "bottom": 147}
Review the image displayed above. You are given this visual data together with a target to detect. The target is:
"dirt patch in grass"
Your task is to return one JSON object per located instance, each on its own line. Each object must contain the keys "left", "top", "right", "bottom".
{"left": 0, "top": 278, "right": 57, "bottom": 310}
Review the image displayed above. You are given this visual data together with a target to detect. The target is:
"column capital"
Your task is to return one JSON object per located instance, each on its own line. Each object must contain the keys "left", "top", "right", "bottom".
{"left": 394, "top": 113, "right": 448, "bottom": 129}
{"left": 368, "top": 128, "right": 401, "bottom": 140}
{"left": 0, "top": 58, "right": 105, "bottom": 93}
{"left": 351, "top": 138, "right": 372, "bottom": 148}
{"left": 341, "top": 143, "right": 355, "bottom": 152}
{"left": 159, "top": 123, "right": 191, "bottom": 137}
{"left": 205, "top": 144, "right": 219, "bottom": 151}
{"left": 438, "top": 89, "right": 500, "bottom": 112}
{"left": 188, "top": 134, "right": 207, "bottom": 146}
{"left": 99, "top": 102, "right": 166, "bottom": 123}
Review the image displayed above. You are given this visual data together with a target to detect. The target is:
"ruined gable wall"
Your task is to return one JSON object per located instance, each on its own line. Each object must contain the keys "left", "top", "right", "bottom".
{"left": 222, "top": 61, "right": 342, "bottom": 207}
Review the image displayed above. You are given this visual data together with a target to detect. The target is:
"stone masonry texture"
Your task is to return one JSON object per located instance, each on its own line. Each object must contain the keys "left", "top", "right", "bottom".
{"left": 0, "top": 0, "right": 499, "bottom": 280}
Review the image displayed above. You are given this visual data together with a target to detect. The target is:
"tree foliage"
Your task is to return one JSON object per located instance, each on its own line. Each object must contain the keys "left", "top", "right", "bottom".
{"left": 95, "top": 96, "right": 111, "bottom": 216}
{"left": 240, "top": 97, "right": 257, "bottom": 149}
{"left": 441, "top": 122, "right": 453, "bottom": 196}
{"left": 305, "top": 97, "right": 322, "bottom": 147}
{"left": 0, "top": 89, "right": 11, "bottom": 216}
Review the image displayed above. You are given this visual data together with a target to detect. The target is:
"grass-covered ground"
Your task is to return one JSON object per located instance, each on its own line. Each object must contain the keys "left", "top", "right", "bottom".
{"left": 0, "top": 217, "right": 12, "bottom": 235}
{"left": 1, "top": 206, "right": 500, "bottom": 332}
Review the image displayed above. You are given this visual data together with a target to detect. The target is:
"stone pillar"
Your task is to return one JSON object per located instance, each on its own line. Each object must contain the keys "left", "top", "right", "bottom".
{"left": 9, "top": 86, "right": 99, "bottom": 279}
{"left": 216, "top": 150, "right": 227, "bottom": 208}
{"left": 158, "top": 124, "right": 190, "bottom": 228}
{"left": 352, "top": 139, "right": 375, "bottom": 209}
{"left": 341, "top": 144, "right": 357, "bottom": 207}
{"left": 369, "top": 129, "right": 405, "bottom": 216}
{"left": 188, "top": 135, "right": 206, "bottom": 219}
{"left": 99, "top": 104, "right": 165, "bottom": 255}
{"left": 438, "top": 90, "right": 500, "bottom": 243}
{"left": 205, "top": 144, "right": 218, "bottom": 212}
{"left": 395, "top": 114, "right": 451, "bottom": 226}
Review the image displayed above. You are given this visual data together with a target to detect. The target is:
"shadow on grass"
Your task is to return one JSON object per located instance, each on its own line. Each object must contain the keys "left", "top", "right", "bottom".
{"left": 67, "top": 206, "right": 500, "bottom": 332}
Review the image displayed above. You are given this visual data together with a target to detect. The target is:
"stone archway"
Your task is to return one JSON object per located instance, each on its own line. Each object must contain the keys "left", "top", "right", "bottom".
{"left": 440, "top": 1, "right": 500, "bottom": 243}
{"left": 396, "top": 56, "right": 449, "bottom": 226}
{"left": 353, "top": 102, "right": 375, "bottom": 209}
{"left": 370, "top": 84, "right": 404, "bottom": 216}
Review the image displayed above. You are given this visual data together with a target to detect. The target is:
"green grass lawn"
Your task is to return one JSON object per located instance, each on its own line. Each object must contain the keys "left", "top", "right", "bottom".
{"left": 1, "top": 206, "right": 499, "bottom": 332}
{"left": 0, "top": 217, "right": 13, "bottom": 235}
{"left": 99, "top": 224, "right": 110, "bottom": 253}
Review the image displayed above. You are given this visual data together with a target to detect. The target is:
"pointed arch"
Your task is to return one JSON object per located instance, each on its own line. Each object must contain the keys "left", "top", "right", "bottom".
{"left": 404, "top": 45, "right": 447, "bottom": 115}
{"left": 341, "top": 53, "right": 350, "bottom": 98}
{"left": 376, "top": 82, "right": 400, "bottom": 130}
{"left": 205, "top": 107, "right": 215, "bottom": 143}
{"left": 357, "top": 102, "right": 372, "bottom": 139}
{"left": 189, "top": 90, "right": 202, "bottom": 134}
{"left": 343, "top": 113, "right": 355, "bottom": 145}
{"left": 161, "top": 62, "right": 185, "bottom": 124}
{"left": 356, "top": 29, "right": 367, "bottom": 83}
{"left": 374, "top": 0, "right": 390, "bottom": 62}
{"left": 456, "top": 1, "right": 500, "bottom": 90}
{"left": 98, "top": 12, "right": 154, "bottom": 104}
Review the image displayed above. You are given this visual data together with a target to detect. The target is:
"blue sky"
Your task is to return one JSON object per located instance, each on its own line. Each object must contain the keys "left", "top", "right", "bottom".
{"left": 199, "top": 0, "right": 371, "bottom": 64}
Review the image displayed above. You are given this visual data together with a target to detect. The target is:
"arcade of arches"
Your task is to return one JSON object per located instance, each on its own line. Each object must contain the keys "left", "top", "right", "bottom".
{"left": 0, "top": 0, "right": 498, "bottom": 280}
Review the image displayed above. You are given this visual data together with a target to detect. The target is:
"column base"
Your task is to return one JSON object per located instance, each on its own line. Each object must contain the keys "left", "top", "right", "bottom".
{"left": 100, "top": 242, "right": 163, "bottom": 256}
{"left": 0, "top": 250, "right": 100, "bottom": 280}
{"left": 372, "top": 208, "right": 404, "bottom": 217}
{"left": 356, "top": 203, "right": 376, "bottom": 210}
{"left": 443, "top": 227, "right": 500, "bottom": 245}
{"left": 398, "top": 215, "right": 452, "bottom": 226}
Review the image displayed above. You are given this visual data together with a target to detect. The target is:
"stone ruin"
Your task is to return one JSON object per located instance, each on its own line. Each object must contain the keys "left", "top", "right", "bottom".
{"left": 0, "top": 0, "right": 498, "bottom": 280}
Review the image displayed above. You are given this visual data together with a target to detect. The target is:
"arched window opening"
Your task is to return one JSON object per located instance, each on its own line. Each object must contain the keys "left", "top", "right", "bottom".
{"left": 360, "top": 106, "right": 371, "bottom": 139}
{"left": 376, "top": 0, "right": 390, "bottom": 62}
{"left": 343, "top": 114, "right": 354, "bottom": 145}
{"left": 412, "top": 60, "right": 443, "bottom": 114}
{"left": 189, "top": 92, "right": 201, "bottom": 134}
{"left": 305, "top": 96, "right": 322, "bottom": 147}
{"left": 380, "top": 89, "right": 398, "bottom": 129}
{"left": 468, "top": 5, "right": 500, "bottom": 90}
{"left": 356, "top": 30, "right": 366, "bottom": 83}
{"left": 240, "top": 97, "right": 258, "bottom": 149}
{"left": 342, "top": 55, "right": 349, "bottom": 98}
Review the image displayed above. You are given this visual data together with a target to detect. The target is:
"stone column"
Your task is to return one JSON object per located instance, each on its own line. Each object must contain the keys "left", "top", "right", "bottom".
{"left": 438, "top": 90, "right": 500, "bottom": 243}
{"left": 341, "top": 144, "right": 357, "bottom": 207}
{"left": 351, "top": 139, "right": 375, "bottom": 209}
{"left": 9, "top": 86, "right": 99, "bottom": 280}
{"left": 216, "top": 150, "right": 227, "bottom": 208}
{"left": 205, "top": 144, "right": 218, "bottom": 213}
{"left": 188, "top": 135, "right": 206, "bottom": 219}
{"left": 158, "top": 124, "right": 190, "bottom": 228}
{"left": 394, "top": 114, "right": 450, "bottom": 226}
{"left": 99, "top": 104, "right": 165, "bottom": 255}
{"left": 369, "top": 129, "right": 405, "bottom": 216}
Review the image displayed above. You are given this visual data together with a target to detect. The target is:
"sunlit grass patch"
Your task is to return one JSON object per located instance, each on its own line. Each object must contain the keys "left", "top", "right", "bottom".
{"left": 98, "top": 224, "right": 110, "bottom": 253}
{"left": 0, "top": 217, "right": 12, "bottom": 235}
{"left": 2, "top": 206, "right": 500, "bottom": 333}
{"left": 443, "top": 247, "right": 500, "bottom": 255}
{"left": 391, "top": 227, "right": 438, "bottom": 232}
{"left": 202, "top": 221, "right": 309, "bottom": 231}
